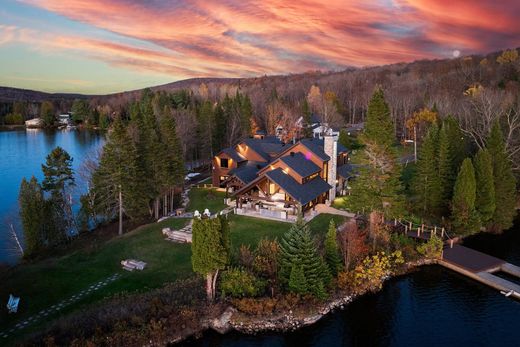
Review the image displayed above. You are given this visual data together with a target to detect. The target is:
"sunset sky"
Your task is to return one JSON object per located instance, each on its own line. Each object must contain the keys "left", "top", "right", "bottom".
{"left": 1, "top": 0, "right": 519, "bottom": 94}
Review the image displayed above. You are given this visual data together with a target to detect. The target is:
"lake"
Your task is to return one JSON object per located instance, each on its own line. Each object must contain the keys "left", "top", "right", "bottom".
{"left": 0, "top": 128, "right": 105, "bottom": 265}
{"left": 184, "top": 223, "right": 520, "bottom": 347}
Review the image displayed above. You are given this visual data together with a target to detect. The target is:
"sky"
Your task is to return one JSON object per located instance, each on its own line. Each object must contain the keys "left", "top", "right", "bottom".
{"left": 0, "top": 0, "right": 519, "bottom": 94}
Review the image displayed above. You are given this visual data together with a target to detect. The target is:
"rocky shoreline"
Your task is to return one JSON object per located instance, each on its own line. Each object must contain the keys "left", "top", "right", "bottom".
{"left": 171, "top": 258, "right": 436, "bottom": 345}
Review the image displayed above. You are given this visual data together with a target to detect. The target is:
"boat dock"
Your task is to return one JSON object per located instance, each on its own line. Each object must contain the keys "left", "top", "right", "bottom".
{"left": 439, "top": 244, "right": 520, "bottom": 299}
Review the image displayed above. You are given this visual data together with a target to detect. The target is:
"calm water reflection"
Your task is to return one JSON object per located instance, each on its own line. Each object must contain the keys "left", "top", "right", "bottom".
{"left": 184, "top": 224, "right": 520, "bottom": 347}
{"left": 0, "top": 128, "right": 104, "bottom": 264}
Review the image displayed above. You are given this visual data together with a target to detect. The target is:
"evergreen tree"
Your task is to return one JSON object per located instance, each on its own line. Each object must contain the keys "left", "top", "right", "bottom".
{"left": 239, "top": 93, "right": 253, "bottom": 137}
{"left": 40, "top": 101, "right": 55, "bottom": 127}
{"left": 71, "top": 99, "right": 91, "bottom": 124}
{"left": 473, "top": 148, "right": 496, "bottom": 224}
{"left": 348, "top": 87, "right": 404, "bottom": 218}
{"left": 196, "top": 100, "right": 215, "bottom": 158}
{"left": 443, "top": 116, "right": 466, "bottom": 170}
{"left": 437, "top": 123, "right": 455, "bottom": 212}
{"left": 191, "top": 216, "right": 230, "bottom": 301}
{"left": 486, "top": 122, "right": 517, "bottom": 231}
{"left": 301, "top": 99, "right": 313, "bottom": 138}
{"left": 288, "top": 264, "right": 308, "bottom": 295}
{"left": 159, "top": 114, "right": 185, "bottom": 186}
{"left": 18, "top": 176, "right": 47, "bottom": 256}
{"left": 279, "top": 217, "right": 331, "bottom": 298}
{"left": 324, "top": 220, "right": 342, "bottom": 276}
{"left": 451, "top": 158, "right": 481, "bottom": 235}
{"left": 91, "top": 117, "right": 148, "bottom": 234}
{"left": 364, "top": 86, "right": 394, "bottom": 149}
{"left": 41, "top": 146, "right": 75, "bottom": 244}
{"left": 413, "top": 124, "right": 442, "bottom": 215}
{"left": 41, "top": 146, "right": 75, "bottom": 196}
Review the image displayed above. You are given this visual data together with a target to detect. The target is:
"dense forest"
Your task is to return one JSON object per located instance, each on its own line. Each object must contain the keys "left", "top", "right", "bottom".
{"left": 2, "top": 48, "right": 520, "bottom": 172}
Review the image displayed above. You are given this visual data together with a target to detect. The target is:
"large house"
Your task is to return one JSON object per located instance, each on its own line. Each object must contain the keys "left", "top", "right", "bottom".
{"left": 212, "top": 130, "right": 353, "bottom": 220}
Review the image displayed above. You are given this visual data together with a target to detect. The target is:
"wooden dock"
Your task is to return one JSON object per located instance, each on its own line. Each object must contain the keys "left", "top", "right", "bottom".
{"left": 439, "top": 244, "right": 520, "bottom": 300}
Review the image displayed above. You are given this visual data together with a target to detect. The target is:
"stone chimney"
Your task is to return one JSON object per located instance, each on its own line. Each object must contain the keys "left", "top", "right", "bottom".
{"left": 323, "top": 132, "right": 338, "bottom": 204}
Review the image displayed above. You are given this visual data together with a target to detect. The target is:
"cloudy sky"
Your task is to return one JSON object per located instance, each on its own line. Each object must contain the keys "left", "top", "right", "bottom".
{"left": 1, "top": 0, "right": 519, "bottom": 94}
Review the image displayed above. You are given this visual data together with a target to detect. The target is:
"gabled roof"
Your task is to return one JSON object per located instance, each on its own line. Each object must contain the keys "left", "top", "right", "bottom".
{"left": 299, "top": 138, "right": 330, "bottom": 161}
{"left": 219, "top": 148, "right": 246, "bottom": 162}
{"left": 229, "top": 161, "right": 266, "bottom": 184}
{"left": 242, "top": 137, "right": 286, "bottom": 161}
{"left": 265, "top": 168, "right": 331, "bottom": 205}
{"left": 279, "top": 152, "right": 321, "bottom": 178}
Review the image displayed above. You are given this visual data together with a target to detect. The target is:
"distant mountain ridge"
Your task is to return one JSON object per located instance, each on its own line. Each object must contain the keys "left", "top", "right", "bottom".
{"left": 0, "top": 86, "right": 92, "bottom": 102}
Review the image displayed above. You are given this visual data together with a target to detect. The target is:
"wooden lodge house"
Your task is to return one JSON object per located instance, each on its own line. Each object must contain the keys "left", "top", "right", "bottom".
{"left": 212, "top": 130, "right": 354, "bottom": 220}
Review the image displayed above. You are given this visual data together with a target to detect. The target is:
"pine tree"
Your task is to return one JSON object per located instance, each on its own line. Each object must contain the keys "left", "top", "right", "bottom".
{"left": 279, "top": 217, "right": 330, "bottom": 298}
{"left": 192, "top": 216, "right": 230, "bottom": 301}
{"left": 301, "top": 99, "right": 313, "bottom": 138}
{"left": 288, "top": 264, "right": 308, "bottom": 295}
{"left": 473, "top": 148, "right": 496, "bottom": 224}
{"left": 437, "top": 123, "right": 455, "bottom": 213}
{"left": 364, "top": 86, "right": 394, "bottom": 149}
{"left": 324, "top": 220, "right": 342, "bottom": 276}
{"left": 91, "top": 117, "right": 148, "bottom": 234}
{"left": 41, "top": 146, "right": 75, "bottom": 196}
{"left": 443, "top": 116, "right": 466, "bottom": 171}
{"left": 41, "top": 146, "right": 75, "bottom": 244}
{"left": 486, "top": 122, "right": 517, "bottom": 231}
{"left": 18, "top": 176, "right": 46, "bottom": 256}
{"left": 159, "top": 114, "right": 185, "bottom": 186}
{"left": 413, "top": 124, "right": 442, "bottom": 215}
{"left": 451, "top": 158, "right": 481, "bottom": 236}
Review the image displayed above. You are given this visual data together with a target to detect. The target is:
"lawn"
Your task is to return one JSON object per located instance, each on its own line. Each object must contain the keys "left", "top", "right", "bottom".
{"left": 187, "top": 187, "right": 227, "bottom": 213}
{"left": 0, "top": 217, "right": 192, "bottom": 342}
{"left": 0, "top": 210, "right": 346, "bottom": 344}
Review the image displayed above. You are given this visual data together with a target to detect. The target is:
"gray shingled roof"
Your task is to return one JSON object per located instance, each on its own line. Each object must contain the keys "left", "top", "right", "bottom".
{"left": 242, "top": 138, "right": 286, "bottom": 161}
{"left": 337, "top": 164, "right": 355, "bottom": 179}
{"left": 265, "top": 168, "right": 331, "bottom": 205}
{"left": 279, "top": 152, "right": 321, "bottom": 178}
{"left": 229, "top": 161, "right": 266, "bottom": 184}
{"left": 300, "top": 138, "right": 329, "bottom": 161}
{"left": 220, "top": 148, "right": 246, "bottom": 162}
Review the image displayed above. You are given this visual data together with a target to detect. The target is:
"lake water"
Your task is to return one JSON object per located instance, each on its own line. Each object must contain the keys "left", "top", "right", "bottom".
{"left": 0, "top": 129, "right": 104, "bottom": 265}
{"left": 185, "top": 223, "right": 520, "bottom": 347}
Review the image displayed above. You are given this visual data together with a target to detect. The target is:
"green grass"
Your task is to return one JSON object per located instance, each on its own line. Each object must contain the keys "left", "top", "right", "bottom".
{"left": 187, "top": 188, "right": 227, "bottom": 213}
{"left": 0, "top": 218, "right": 191, "bottom": 340}
{"left": 0, "top": 208, "right": 346, "bottom": 344}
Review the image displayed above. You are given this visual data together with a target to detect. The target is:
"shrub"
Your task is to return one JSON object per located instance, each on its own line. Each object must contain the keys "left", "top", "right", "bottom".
{"left": 4, "top": 113, "right": 24, "bottom": 125}
{"left": 353, "top": 251, "right": 404, "bottom": 291}
{"left": 390, "top": 233, "right": 419, "bottom": 260}
{"left": 220, "top": 267, "right": 265, "bottom": 298}
{"left": 416, "top": 235, "right": 443, "bottom": 259}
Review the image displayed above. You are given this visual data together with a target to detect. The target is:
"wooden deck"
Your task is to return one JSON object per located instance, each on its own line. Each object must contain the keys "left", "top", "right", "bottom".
{"left": 439, "top": 244, "right": 520, "bottom": 300}
{"left": 442, "top": 245, "right": 505, "bottom": 273}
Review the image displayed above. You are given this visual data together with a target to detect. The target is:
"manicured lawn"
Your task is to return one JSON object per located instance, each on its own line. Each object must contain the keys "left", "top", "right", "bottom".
{"left": 0, "top": 209, "right": 346, "bottom": 344}
{"left": 187, "top": 188, "right": 227, "bottom": 213}
{"left": 228, "top": 213, "right": 347, "bottom": 249}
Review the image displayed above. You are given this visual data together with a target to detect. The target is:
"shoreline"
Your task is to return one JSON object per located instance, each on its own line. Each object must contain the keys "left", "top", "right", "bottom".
{"left": 172, "top": 259, "right": 437, "bottom": 345}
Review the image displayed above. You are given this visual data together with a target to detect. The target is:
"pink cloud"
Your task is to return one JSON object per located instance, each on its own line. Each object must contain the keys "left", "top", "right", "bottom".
{"left": 13, "top": 0, "right": 520, "bottom": 78}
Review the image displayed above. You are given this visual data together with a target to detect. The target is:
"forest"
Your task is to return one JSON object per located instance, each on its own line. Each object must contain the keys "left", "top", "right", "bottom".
{"left": 2, "top": 48, "right": 520, "bottom": 173}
